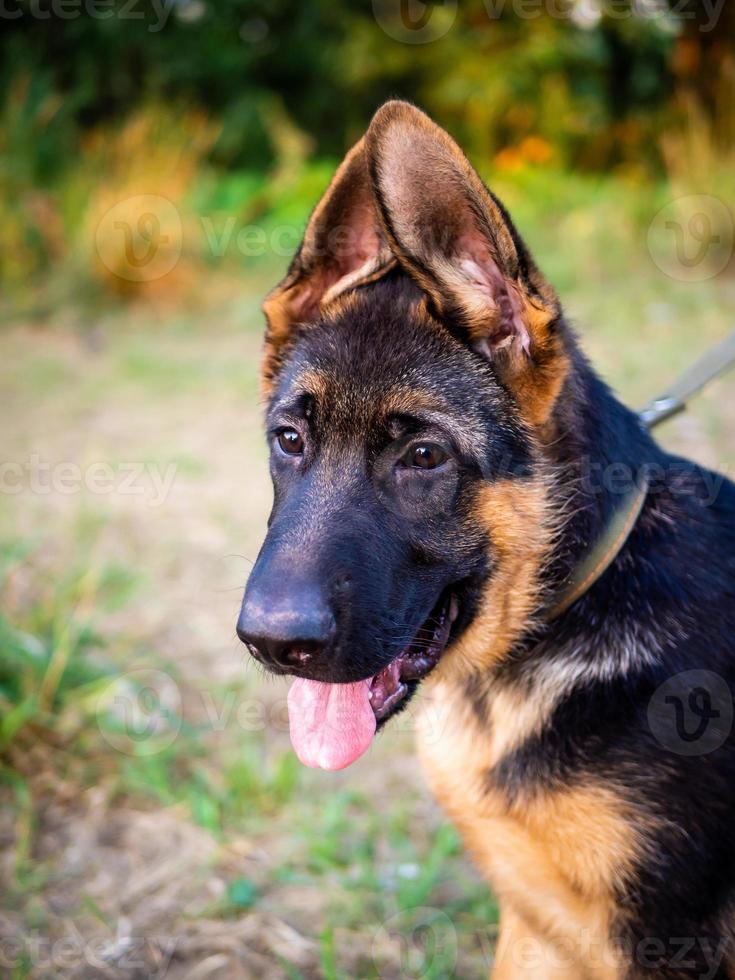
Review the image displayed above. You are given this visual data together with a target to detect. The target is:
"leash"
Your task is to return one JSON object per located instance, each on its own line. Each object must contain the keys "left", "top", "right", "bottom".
{"left": 639, "top": 329, "right": 735, "bottom": 430}
{"left": 547, "top": 329, "right": 735, "bottom": 620}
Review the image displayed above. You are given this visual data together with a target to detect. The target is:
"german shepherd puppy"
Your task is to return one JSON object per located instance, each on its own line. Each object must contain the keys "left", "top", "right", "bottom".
{"left": 237, "top": 101, "right": 735, "bottom": 978}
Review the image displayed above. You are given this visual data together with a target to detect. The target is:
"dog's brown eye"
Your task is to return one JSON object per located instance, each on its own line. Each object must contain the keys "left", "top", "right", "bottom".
{"left": 277, "top": 429, "right": 304, "bottom": 455}
{"left": 410, "top": 445, "right": 447, "bottom": 469}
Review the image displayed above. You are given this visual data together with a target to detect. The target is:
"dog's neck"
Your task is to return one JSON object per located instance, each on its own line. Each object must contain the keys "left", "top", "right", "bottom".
{"left": 538, "top": 339, "right": 660, "bottom": 614}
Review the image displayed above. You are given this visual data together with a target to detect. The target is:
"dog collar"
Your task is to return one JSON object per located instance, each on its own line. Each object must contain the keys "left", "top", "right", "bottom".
{"left": 546, "top": 474, "right": 649, "bottom": 621}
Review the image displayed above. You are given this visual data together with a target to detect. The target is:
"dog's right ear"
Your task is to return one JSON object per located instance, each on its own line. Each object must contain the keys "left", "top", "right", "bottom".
{"left": 365, "top": 101, "right": 566, "bottom": 428}
{"left": 261, "top": 138, "right": 394, "bottom": 396}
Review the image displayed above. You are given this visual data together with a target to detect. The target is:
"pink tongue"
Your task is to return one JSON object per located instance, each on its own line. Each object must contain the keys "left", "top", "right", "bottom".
{"left": 287, "top": 678, "right": 376, "bottom": 770}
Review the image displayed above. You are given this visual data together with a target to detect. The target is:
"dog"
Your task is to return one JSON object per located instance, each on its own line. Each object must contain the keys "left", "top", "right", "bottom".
{"left": 236, "top": 101, "right": 735, "bottom": 978}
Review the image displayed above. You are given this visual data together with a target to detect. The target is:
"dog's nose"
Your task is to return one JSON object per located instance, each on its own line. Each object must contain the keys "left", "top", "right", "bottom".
{"left": 236, "top": 585, "right": 336, "bottom": 672}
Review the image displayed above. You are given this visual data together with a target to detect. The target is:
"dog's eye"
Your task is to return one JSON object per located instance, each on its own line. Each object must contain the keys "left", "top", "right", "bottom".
{"left": 408, "top": 444, "right": 447, "bottom": 469}
{"left": 277, "top": 428, "right": 304, "bottom": 455}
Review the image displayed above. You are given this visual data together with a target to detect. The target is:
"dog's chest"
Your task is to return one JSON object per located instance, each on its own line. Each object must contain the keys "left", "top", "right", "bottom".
{"left": 415, "top": 678, "right": 638, "bottom": 918}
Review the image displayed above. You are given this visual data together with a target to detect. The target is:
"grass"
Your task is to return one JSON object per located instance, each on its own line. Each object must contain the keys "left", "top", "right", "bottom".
{"left": 0, "top": 158, "right": 733, "bottom": 977}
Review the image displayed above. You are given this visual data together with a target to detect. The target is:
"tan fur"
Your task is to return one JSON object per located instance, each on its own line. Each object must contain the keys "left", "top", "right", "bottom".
{"left": 415, "top": 471, "right": 639, "bottom": 978}
{"left": 417, "top": 687, "right": 637, "bottom": 979}
{"left": 492, "top": 906, "right": 589, "bottom": 979}
{"left": 505, "top": 294, "right": 570, "bottom": 430}
{"left": 436, "top": 478, "right": 553, "bottom": 682}
{"left": 485, "top": 684, "right": 556, "bottom": 768}
{"left": 321, "top": 252, "right": 397, "bottom": 308}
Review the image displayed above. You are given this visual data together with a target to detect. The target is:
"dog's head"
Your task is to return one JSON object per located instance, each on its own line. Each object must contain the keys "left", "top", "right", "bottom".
{"left": 237, "top": 101, "right": 570, "bottom": 768}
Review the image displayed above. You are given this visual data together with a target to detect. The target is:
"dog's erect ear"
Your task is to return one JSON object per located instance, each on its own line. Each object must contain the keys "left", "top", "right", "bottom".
{"left": 261, "top": 138, "right": 394, "bottom": 395}
{"left": 365, "top": 101, "right": 567, "bottom": 427}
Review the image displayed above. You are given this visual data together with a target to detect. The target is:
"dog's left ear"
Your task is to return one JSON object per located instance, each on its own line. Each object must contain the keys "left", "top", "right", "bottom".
{"left": 365, "top": 101, "right": 567, "bottom": 427}
{"left": 261, "top": 138, "right": 394, "bottom": 395}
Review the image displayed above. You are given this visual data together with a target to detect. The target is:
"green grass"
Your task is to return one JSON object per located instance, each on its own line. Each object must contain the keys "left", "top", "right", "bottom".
{"left": 0, "top": 540, "right": 130, "bottom": 755}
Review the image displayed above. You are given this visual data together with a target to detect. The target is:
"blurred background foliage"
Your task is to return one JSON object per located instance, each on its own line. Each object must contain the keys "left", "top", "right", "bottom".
{"left": 1, "top": 0, "right": 734, "bottom": 310}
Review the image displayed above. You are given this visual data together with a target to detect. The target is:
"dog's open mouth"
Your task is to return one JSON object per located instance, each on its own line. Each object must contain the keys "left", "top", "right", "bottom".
{"left": 369, "top": 591, "right": 459, "bottom": 722}
{"left": 287, "top": 591, "right": 459, "bottom": 771}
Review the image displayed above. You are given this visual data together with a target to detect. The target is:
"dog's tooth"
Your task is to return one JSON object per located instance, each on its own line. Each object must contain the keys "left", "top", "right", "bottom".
{"left": 449, "top": 594, "right": 459, "bottom": 623}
